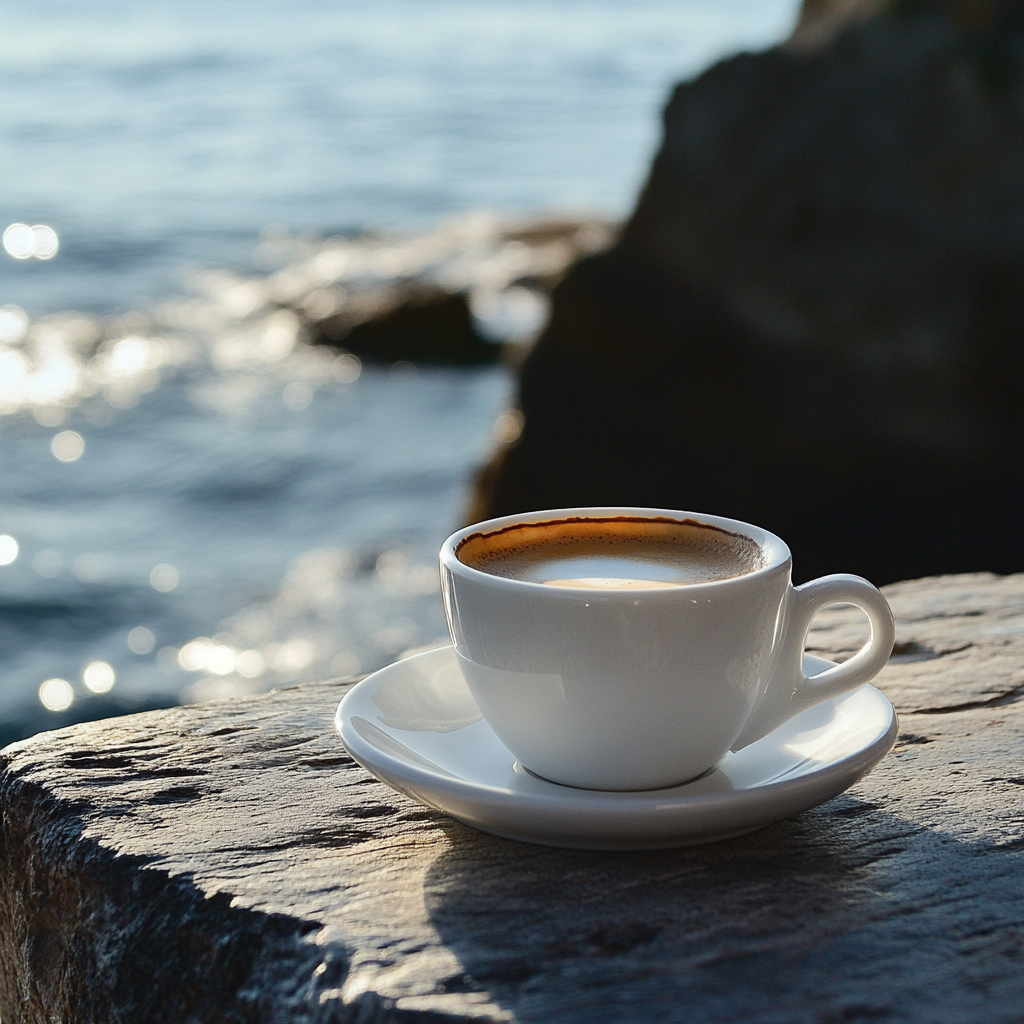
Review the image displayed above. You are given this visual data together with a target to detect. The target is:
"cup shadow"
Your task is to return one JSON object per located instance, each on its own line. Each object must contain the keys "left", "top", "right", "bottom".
{"left": 421, "top": 797, "right": 1024, "bottom": 1023}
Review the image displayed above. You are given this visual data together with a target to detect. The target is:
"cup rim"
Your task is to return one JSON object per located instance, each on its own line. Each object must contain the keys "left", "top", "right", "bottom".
{"left": 440, "top": 506, "right": 792, "bottom": 592}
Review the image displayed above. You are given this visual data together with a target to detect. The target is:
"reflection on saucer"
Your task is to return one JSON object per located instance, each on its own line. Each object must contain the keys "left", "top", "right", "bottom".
{"left": 371, "top": 655, "right": 482, "bottom": 732}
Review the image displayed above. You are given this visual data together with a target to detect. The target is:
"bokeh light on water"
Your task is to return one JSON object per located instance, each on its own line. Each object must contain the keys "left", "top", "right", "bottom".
{"left": 0, "top": 306, "right": 29, "bottom": 342}
{"left": 3, "top": 224, "right": 59, "bottom": 261}
{"left": 127, "top": 628, "right": 156, "bottom": 656}
{"left": 0, "top": 0, "right": 802, "bottom": 747}
{"left": 0, "top": 0, "right": 798, "bottom": 315}
{"left": 82, "top": 661, "right": 115, "bottom": 694}
{"left": 38, "top": 679, "right": 74, "bottom": 712}
{"left": 150, "top": 564, "right": 179, "bottom": 593}
{"left": 0, "top": 218, "right": 519, "bottom": 743}
{"left": 0, "top": 536, "right": 19, "bottom": 567}
{"left": 51, "top": 430, "right": 84, "bottom": 462}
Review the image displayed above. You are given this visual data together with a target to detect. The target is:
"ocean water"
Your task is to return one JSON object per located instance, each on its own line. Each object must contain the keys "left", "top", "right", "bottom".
{"left": 0, "top": 0, "right": 798, "bottom": 744}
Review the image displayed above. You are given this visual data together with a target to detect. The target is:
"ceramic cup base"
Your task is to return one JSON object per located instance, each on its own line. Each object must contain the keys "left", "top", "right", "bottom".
{"left": 516, "top": 760, "right": 719, "bottom": 793}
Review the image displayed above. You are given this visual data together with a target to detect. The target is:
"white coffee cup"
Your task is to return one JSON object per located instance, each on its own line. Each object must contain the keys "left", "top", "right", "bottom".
{"left": 439, "top": 507, "right": 895, "bottom": 791}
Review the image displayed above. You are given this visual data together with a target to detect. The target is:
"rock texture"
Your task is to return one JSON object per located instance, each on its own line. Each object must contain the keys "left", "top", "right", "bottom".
{"left": 2, "top": 572, "right": 1024, "bottom": 1023}
{"left": 472, "top": 0, "right": 1024, "bottom": 585}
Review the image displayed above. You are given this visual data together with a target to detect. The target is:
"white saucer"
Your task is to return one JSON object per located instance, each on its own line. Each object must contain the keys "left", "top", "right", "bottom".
{"left": 335, "top": 645, "right": 897, "bottom": 850}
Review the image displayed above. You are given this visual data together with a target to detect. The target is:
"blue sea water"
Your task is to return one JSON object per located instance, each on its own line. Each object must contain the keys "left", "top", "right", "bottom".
{"left": 0, "top": 0, "right": 799, "bottom": 742}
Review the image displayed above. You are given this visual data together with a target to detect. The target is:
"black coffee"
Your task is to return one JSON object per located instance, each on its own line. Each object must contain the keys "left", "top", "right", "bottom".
{"left": 457, "top": 516, "right": 763, "bottom": 589}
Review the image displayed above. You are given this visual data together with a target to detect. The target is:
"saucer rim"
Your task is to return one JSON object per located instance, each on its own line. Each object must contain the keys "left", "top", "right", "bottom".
{"left": 335, "top": 645, "right": 898, "bottom": 849}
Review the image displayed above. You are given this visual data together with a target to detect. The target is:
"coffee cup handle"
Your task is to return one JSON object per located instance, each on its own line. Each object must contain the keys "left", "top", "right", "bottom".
{"left": 730, "top": 574, "right": 895, "bottom": 751}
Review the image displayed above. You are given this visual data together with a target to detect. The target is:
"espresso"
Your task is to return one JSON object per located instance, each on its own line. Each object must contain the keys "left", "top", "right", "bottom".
{"left": 456, "top": 516, "right": 763, "bottom": 589}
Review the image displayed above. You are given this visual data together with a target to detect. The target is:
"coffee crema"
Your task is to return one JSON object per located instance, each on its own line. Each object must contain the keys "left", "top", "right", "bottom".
{"left": 456, "top": 516, "right": 764, "bottom": 589}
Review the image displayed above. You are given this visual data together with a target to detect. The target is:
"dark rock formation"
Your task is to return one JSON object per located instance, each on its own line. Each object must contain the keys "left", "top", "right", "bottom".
{"left": 2, "top": 572, "right": 1024, "bottom": 1022}
{"left": 472, "top": 0, "right": 1024, "bottom": 585}
{"left": 301, "top": 216, "right": 616, "bottom": 365}
{"left": 313, "top": 286, "right": 497, "bottom": 365}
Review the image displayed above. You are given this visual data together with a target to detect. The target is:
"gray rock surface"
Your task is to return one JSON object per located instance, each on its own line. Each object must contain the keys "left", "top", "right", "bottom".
{"left": 2, "top": 572, "right": 1024, "bottom": 1023}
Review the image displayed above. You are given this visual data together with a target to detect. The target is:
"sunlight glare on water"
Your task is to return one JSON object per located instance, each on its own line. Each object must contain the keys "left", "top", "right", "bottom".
{"left": 51, "top": 430, "right": 85, "bottom": 462}
{"left": 150, "top": 564, "right": 180, "bottom": 592}
{"left": 0, "top": 536, "right": 19, "bottom": 566}
{"left": 0, "top": 0, "right": 799, "bottom": 315}
{"left": 127, "top": 627, "right": 156, "bottom": 655}
{"left": 0, "top": 0, "right": 800, "bottom": 746}
{"left": 82, "top": 661, "right": 116, "bottom": 694}
{"left": 3, "top": 224, "right": 58, "bottom": 260}
{"left": 39, "top": 679, "right": 74, "bottom": 712}
{"left": 0, "top": 305, "right": 28, "bottom": 342}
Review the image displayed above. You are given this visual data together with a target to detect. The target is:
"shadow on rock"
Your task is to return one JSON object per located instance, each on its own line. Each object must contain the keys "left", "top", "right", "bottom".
{"left": 422, "top": 796, "right": 1024, "bottom": 1022}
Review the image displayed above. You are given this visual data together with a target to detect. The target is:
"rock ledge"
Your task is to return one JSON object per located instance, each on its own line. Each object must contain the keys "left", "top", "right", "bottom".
{"left": 2, "top": 573, "right": 1024, "bottom": 1023}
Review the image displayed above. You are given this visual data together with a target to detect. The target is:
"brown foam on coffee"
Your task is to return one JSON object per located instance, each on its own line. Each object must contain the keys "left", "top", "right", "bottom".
{"left": 456, "top": 516, "right": 764, "bottom": 588}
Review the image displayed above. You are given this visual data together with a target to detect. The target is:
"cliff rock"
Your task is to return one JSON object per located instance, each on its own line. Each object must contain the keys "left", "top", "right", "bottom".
{"left": 473, "top": 0, "right": 1024, "bottom": 584}
{"left": 2, "top": 573, "right": 1024, "bottom": 1022}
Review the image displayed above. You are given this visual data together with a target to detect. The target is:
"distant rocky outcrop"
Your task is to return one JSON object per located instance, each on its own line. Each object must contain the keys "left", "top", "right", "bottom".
{"left": 471, "top": 0, "right": 1024, "bottom": 585}
{"left": 300, "top": 215, "right": 615, "bottom": 364}
{"left": 313, "top": 285, "right": 495, "bottom": 365}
